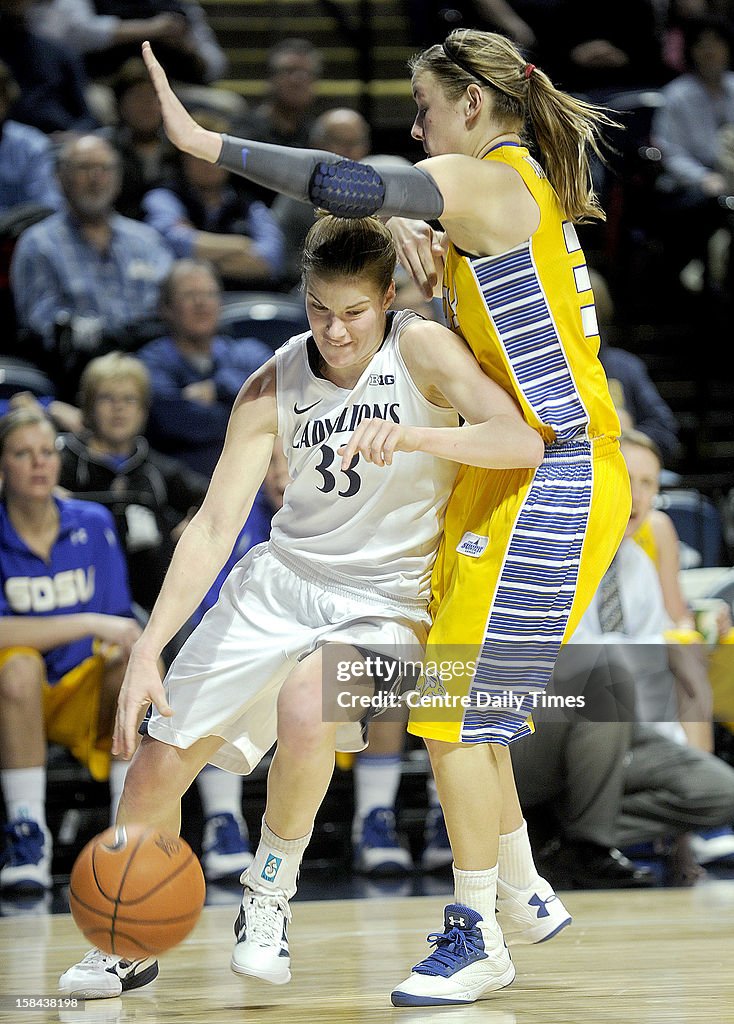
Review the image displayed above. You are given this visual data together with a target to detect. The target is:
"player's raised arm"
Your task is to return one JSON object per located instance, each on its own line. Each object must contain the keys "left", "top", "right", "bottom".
{"left": 142, "top": 42, "right": 446, "bottom": 222}
{"left": 112, "top": 360, "right": 278, "bottom": 757}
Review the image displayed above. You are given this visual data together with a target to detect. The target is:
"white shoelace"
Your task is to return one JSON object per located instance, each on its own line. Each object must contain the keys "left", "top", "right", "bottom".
{"left": 243, "top": 892, "right": 291, "bottom": 946}
{"left": 78, "top": 948, "right": 120, "bottom": 968}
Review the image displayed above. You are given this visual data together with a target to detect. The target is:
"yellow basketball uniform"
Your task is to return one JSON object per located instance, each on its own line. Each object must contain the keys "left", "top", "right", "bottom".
{"left": 0, "top": 647, "right": 110, "bottom": 780}
{"left": 409, "top": 141, "right": 631, "bottom": 745}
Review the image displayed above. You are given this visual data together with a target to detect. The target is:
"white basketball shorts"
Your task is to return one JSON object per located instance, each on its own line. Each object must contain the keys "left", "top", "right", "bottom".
{"left": 147, "top": 543, "right": 430, "bottom": 774}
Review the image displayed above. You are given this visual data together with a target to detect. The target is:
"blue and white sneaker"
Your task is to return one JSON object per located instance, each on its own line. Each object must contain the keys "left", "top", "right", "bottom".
{"left": 496, "top": 874, "right": 572, "bottom": 945}
{"left": 0, "top": 819, "right": 52, "bottom": 891}
{"left": 58, "top": 949, "right": 159, "bottom": 998}
{"left": 353, "top": 807, "right": 413, "bottom": 875}
{"left": 689, "top": 827, "right": 734, "bottom": 866}
{"left": 201, "top": 813, "right": 253, "bottom": 881}
{"left": 230, "top": 884, "right": 291, "bottom": 985}
{"left": 391, "top": 903, "right": 515, "bottom": 1006}
{"left": 421, "top": 807, "right": 453, "bottom": 872}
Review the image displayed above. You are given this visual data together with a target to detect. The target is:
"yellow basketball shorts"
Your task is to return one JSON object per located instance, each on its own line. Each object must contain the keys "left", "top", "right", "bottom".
{"left": 0, "top": 647, "right": 111, "bottom": 781}
{"left": 408, "top": 436, "right": 630, "bottom": 745}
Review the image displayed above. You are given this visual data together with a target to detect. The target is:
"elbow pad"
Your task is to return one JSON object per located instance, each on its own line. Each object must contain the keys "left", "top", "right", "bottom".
{"left": 217, "top": 134, "right": 444, "bottom": 220}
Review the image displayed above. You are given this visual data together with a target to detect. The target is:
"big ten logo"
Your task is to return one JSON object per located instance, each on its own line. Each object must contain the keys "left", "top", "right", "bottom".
{"left": 154, "top": 835, "right": 183, "bottom": 858}
{"left": 368, "top": 374, "right": 395, "bottom": 385}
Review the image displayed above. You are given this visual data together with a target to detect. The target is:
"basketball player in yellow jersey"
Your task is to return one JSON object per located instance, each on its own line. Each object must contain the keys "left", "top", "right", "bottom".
{"left": 140, "top": 32, "right": 629, "bottom": 1006}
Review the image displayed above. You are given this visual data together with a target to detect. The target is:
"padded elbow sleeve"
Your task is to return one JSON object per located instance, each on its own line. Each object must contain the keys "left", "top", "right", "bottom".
{"left": 309, "top": 160, "right": 444, "bottom": 220}
{"left": 218, "top": 134, "right": 444, "bottom": 220}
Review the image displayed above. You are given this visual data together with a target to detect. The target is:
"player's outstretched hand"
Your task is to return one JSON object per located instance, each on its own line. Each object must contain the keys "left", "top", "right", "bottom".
{"left": 338, "top": 417, "right": 416, "bottom": 470}
{"left": 142, "top": 41, "right": 222, "bottom": 163}
{"left": 387, "top": 218, "right": 446, "bottom": 300}
{"left": 112, "top": 649, "right": 172, "bottom": 760}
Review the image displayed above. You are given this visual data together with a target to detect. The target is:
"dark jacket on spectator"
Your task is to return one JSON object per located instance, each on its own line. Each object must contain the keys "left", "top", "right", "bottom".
{"left": 0, "top": 15, "right": 96, "bottom": 134}
{"left": 59, "top": 432, "right": 208, "bottom": 611}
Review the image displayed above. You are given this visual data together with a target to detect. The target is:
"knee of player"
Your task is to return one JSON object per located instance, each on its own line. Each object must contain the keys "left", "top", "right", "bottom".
{"left": 0, "top": 651, "right": 45, "bottom": 706}
{"left": 277, "top": 680, "right": 329, "bottom": 749}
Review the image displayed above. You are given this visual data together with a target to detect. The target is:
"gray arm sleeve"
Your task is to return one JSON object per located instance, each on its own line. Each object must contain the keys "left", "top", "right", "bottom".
{"left": 217, "top": 134, "right": 444, "bottom": 220}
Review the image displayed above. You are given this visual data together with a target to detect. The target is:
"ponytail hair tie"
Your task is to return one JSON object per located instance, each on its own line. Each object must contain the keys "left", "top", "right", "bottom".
{"left": 524, "top": 63, "right": 536, "bottom": 79}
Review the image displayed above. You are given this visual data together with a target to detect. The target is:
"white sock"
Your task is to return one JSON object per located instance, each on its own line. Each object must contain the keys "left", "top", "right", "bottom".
{"left": 196, "top": 766, "right": 246, "bottom": 829}
{"left": 1, "top": 767, "right": 46, "bottom": 828}
{"left": 453, "top": 864, "right": 501, "bottom": 935}
{"left": 352, "top": 753, "right": 402, "bottom": 837}
{"left": 246, "top": 817, "right": 312, "bottom": 900}
{"left": 498, "top": 819, "right": 539, "bottom": 889}
{"left": 108, "top": 761, "right": 128, "bottom": 826}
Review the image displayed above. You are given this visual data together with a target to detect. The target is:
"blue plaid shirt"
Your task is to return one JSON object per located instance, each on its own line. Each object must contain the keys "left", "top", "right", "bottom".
{"left": 0, "top": 120, "right": 62, "bottom": 214}
{"left": 10, "top": 209, "right": 173, "bottom": 344}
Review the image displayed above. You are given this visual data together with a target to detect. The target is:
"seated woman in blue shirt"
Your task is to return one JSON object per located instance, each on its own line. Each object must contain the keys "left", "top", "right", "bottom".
{"left": 0, "top": 406, "right": 140, "bottom": 893}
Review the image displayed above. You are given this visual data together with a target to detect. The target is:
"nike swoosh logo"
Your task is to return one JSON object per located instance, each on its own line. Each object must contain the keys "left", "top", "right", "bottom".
{"left": 293, "top": 400, "right": 321, "bottom": 415}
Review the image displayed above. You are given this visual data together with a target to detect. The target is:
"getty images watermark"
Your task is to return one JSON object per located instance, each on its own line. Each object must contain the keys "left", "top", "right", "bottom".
{"left": 320, "top": 641, "right": 734, "bottom": 725}
{"left": 333, "top": 654, "right": 585, "bottom": 713}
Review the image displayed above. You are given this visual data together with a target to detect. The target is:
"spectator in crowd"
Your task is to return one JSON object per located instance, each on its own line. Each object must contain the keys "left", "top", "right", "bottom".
{"left": 0, "top": 0, "right": 97, "bottom": 136}
{"left": 142, "top": 113, "right": 283, "bottom": 290}
{"left": 510, "top": 651, "right": 734, "bottom": 887}
{"left": 566, "top": 430, "right": 734, "bottom": 873}
{"left": 0, "top": 391, "right": 83, "bottom": 439}
{"left": 106, "top": 58, "right": 178, "bottom": 221}
{"left": 542, "top": 0, "right": 666, "bottom": 97}
{"left": 239, "top": 39, "right": 322, "bottom": 149}
{"left": 0, "top": 407, "right": 141, "bottom": 891}
{"left": 415, "top": 0, "right": 666, "bottom": 97}
{"left": 653, "top": 16, "right": 734, "bottom": 289}
{"left": 10, "top": 134, "right": 173, "bottom": 396}
{"left": 0, "top": 62, "right": 62, "bottom": 215}
{"left": 272, "top": 109, "right": 371, "bottom": 287}
{"left": 590, "top": 270, "right": 681, "bottom": 464}
{"left": 622, "top": 428, "right": 734, "bottom": 865}
{"left": 662, "top": 0, "right": 714, "bottom": 75}
{"left": 57, "top": 352, "right": 208, "bottom": 614}
{"left": 137, "top": 259, "right": 272, "bottom": 475}
{"left": 27, "top": 0, "right": 227, "bottom": 84}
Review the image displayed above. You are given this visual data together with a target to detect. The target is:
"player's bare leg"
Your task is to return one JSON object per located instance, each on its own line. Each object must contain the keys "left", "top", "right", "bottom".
{"left": 232, "top": 647, "right": 341, "bottom": 985}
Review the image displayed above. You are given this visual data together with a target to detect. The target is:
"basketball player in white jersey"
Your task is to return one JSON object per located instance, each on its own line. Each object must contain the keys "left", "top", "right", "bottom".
{"left": 60, "top": 215, "right": 544, "bottom": 998}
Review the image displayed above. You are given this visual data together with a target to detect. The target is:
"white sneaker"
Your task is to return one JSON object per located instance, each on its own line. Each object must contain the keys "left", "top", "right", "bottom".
{"left": 0, "top": 819, "right": 52, "bottom": 891}
{"left": 58, "top": 949, "right": 159, "bottom": 999}
{"left": 496, "top": 875, "right": 572, "bottom": 945}
{"left": 391, "top": 903, "right": 515, "bottom": 1006}
{"left": 230, "top": 885, "right": 291, "bottom": 985}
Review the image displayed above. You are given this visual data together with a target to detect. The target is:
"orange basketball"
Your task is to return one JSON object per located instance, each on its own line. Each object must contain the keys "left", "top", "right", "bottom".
{"left": 69, "top": 824, "right": 206, "bottom": 959}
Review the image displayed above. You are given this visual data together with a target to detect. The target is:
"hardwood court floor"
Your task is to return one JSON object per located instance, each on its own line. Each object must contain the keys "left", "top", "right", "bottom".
{"left": 1, "top": 883, "right": 733, "bottom": 1024}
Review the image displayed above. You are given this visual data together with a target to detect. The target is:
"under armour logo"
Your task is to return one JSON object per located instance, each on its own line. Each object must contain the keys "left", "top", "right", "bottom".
{"left": 447, "top": 914, "right": 467, "bottom": 928}
{"left": 528, "top": 893, "right": 557, "bottom": 919}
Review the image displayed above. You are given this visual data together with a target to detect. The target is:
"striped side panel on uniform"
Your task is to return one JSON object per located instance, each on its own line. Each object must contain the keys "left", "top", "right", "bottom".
{"left": 471, "top": 243, "right": 590, "bottom": 443}
{"left": 461, "top": 440, "right": 593, "bottom": 744}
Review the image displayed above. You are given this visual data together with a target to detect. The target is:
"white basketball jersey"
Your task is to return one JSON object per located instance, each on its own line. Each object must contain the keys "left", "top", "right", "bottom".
{"left": 270, "top": 309, "right": 459, "bottom": 602}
